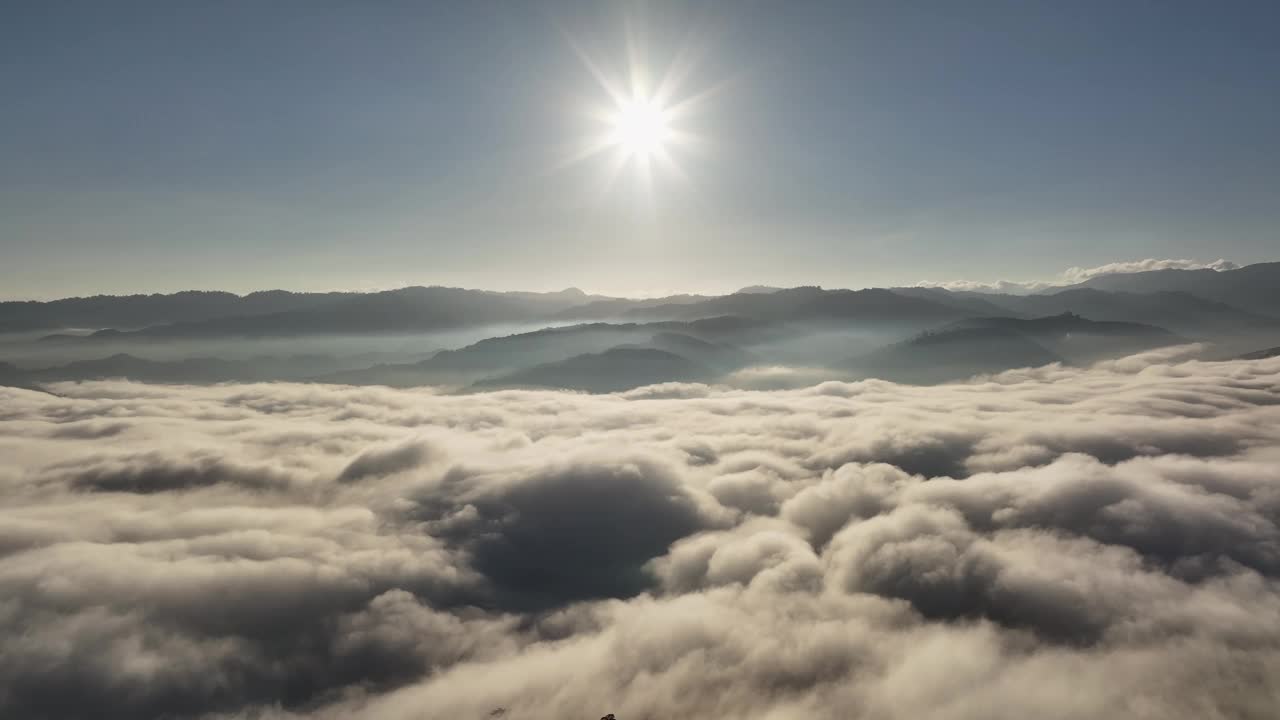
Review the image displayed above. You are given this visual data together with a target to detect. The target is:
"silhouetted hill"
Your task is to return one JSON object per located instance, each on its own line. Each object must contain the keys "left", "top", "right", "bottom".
{"left": 853, "top": 327, "right": 1063, "bottom": 384}
{"left": 501, "top": 287, "right": 588, "bottom": 303}
{"left": 0, "top": 352, "right": 385, "bottom": 386}
{"left": 962, "top": 288, "right": 1277, "bottom": 337}
{"left": 32, "top": 354, "right": 253, "bottom": 383}
{"left": 321, "top": 318, "right": 766, "bottom": 387}
{"left": 851, "top": 313, "right": 1179, "bottom": 383}
{"left": 473, "top": 347, "right": 715, "bottom": 393}
{"left": 0, "top": 290, "right": 357, "bottom": 333}
{"left": 634, "top": 332, "right": 756, "bottom": 370}
{"left": 1049, "top": 262, "right": 1280, "bottom": 318}
{"left": 944, "top": 313, "right": 1174, "bottom": 339}
{"left": 408, "top": 323, "right": 664, "bottom": 380}
{"left": 1239, "top": 346, "right": 1280, "bottom": 360}
{"left": 888, "top": 286, "right": 1025, "bottom": 317}
{"left": 75, "top": 287, "right": 582, "bottom": 339}
{"left": 552, "top": 294, "right": 710, "bottom": 321}
{"left": 8, "top": 286, "right": 619, "bottom": 338}
{"left": 946, "top": 313, "right": 1180, "bottom": 362}
{"left": 625, "top": 287, "right": 968, "bottom": 327}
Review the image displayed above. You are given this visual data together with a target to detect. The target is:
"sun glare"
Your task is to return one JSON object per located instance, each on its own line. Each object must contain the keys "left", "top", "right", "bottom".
{"left": 560, "top": 20, "right": 715, "bottom": 201}
{"left": 608, "top": 96, "right": 672, "bottom": 159}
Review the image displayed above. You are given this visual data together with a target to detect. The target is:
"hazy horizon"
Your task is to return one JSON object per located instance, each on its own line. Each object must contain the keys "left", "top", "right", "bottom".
{"left": 0, "top": 255, "right": 1253, "bottom": 302}
{"left": 5, "top": 1, "right": 1279, "bottom": 299}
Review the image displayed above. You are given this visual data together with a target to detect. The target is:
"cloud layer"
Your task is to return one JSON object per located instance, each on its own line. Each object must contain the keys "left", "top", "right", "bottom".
{"left": 919, "top": 257, "right": 1240, "bottom": 294}
{"left": 3, "top": 351, "right": 1280, "bottom": 719}
{"left": 1059, "top": 258, "right": 1240, "bottom": 283}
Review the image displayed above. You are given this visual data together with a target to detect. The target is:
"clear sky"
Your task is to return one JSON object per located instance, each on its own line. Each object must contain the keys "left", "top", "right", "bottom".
{"left": 3, "top": 0, "right": 1278, "bottom": 299}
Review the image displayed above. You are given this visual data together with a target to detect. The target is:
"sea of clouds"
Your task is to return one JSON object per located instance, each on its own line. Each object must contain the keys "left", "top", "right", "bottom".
{"left": 3, "top": 345, "right": 1280, "bottom": 719}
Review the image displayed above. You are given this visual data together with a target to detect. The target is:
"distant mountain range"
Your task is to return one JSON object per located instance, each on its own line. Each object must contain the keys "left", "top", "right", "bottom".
{"left": 850, "top": 313, "right": 1180, "bottom": 384}
{"left": 2, "top": 290, "right": 357, "bottom": 334}
{"left": 3, "top": 261, "right": 1279, "bottom": 392}
{"left": 471, "top": 331, "right": 757, "bottom": 393}
{"left": 8, "top": 261, "right": 1279, "bottom": 342}
{"left": 0, "top": 353, "right": 372, "bottom": 386}
{"left": 620, "top": 287, "right": 972, "bottom": 327}
{"left": 322, "top": 319, "right": 764, "bottom": 388}
{"left": 1044, "top": 261, "right": 1280, "bottom": 317}
{"left": 0, "top": 312, "right": 1193, "bottom": 393}
{"left": 31, "top": 287, "right": 611, "bottom": 340}
{"left": 960, "top": 289, "right": 1276, "bottom": 336}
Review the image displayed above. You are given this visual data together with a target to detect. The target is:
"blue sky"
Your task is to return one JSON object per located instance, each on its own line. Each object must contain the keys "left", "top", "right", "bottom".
{"left": 3, "top": 0, "right": 1278, "bottom": 298}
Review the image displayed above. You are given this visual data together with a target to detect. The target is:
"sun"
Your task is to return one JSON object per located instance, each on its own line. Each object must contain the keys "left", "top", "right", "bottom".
{"left": 608, "top": 96, "right": 672, "bottom": 160}
{"left": 559, "top": 20, "right": 716, "bottom": 201}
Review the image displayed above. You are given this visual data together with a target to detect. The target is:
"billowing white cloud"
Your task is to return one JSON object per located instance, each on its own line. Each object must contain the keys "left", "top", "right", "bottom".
{"left": 1058, "top": 258, "right": 1240, "bottom": 283}
{"left": 913, "top": 278, "right": 1058, "bottom": 294}
{"left": 2, "top": 351, "right": 1280, "bottom": 719}
{"left": 917, "top": 258, "right": 1240, "bottom": 294}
